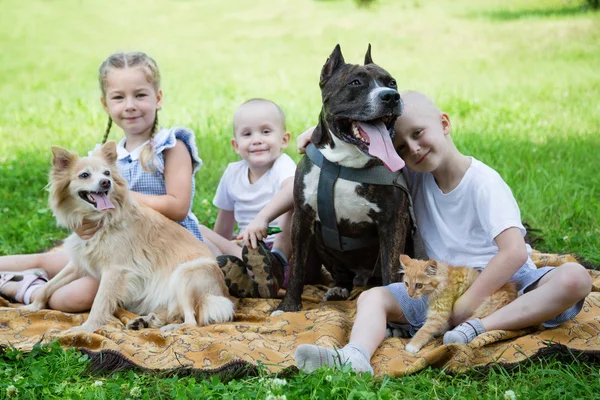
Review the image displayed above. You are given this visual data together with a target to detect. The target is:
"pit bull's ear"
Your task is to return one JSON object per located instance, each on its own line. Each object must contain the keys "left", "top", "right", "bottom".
{"left": 425, "top": 260, "right": 438, "bottom": 276}
{"left": 320, "top": 44, "right": 345, "bottom": 88}
{"left": 51, "top": 146, "right": 77, "bottom": 171}
{"left": 364, "top": 43, "right": 374, "bottom": 65}
{"left": 99, "top": 141, "right": 118, "bottom": 165}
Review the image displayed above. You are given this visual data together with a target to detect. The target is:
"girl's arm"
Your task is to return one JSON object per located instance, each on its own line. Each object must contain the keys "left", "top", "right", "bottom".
{"left": 451, "top": 227, "right": 528, "bottom": 325}
{"left": 132, "top": 140, "right": 193, "bottom": 221}
{"left": 213, "top": 209, "right": 236, "bottom": 240}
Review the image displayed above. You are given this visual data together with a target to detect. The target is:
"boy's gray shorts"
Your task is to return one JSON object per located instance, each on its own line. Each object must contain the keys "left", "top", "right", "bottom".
{"left": 385, "top": 266, "right": 585, "bottom": 337}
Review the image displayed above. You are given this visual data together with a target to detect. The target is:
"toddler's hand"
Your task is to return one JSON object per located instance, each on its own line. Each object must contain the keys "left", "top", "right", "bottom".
{"left": 296, "top": 126, "right": 316, "bottom": 154}
{"left": 238, "top": 217, "right": 269, "bottom": 249}
{"left": 75, "top": 219, "right": 101, "bottom": 240}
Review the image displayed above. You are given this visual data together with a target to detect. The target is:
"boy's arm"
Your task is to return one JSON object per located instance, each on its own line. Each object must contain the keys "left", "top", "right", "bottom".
{"left": 451, "top": 227, "right": 528, "bottom": 325}
{"left": 238, "top": 176, "right": 294, "bottom": 248}
{"left": 214, "top": 209, "right": 236, "bottom": 240}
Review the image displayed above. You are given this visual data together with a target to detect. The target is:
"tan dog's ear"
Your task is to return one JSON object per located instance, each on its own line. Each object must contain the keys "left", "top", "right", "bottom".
{"left": 99, "top": 141, "right": 118, "bottom": 165}
{"left": 364, "top": 43, "right": 374, "bottom": 65}
{"left": 51, "top": 146, "right": 77, "bottom": 171}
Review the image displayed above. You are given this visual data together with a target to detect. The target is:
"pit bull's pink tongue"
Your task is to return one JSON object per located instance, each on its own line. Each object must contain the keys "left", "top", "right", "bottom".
{"left": 90, "top": 193, "right": 115, "bottom": 211}
{"left": 358, "top": 121, "right": 405, "bottom": 172}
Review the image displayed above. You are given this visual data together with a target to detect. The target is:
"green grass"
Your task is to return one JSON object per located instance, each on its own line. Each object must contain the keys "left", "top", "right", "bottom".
{"left": 1, "top": 0, "right": 599, "bottom": 397}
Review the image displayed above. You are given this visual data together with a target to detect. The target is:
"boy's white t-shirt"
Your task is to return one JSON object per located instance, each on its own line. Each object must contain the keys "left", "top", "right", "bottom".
{"left": 407, "top": 157, "right": 536, "bottom": 270}
{"left": 213, "top": 153, "right": 296, "bottom": 242}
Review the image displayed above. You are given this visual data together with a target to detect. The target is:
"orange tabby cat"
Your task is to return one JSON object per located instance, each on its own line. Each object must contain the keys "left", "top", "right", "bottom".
{"left": 400, "top": 255, "right": 518, "bottom": 354}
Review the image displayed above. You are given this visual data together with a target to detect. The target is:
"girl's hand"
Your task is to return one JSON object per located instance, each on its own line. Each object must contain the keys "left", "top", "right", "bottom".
{"left": 75, "top": 219, "right": 101, "bottom": 240}
{"left": 237, "top": 217, "right": 269, "bottom": 249}
{"left": 297, "top": 126, "right": 316, "bottom": 154}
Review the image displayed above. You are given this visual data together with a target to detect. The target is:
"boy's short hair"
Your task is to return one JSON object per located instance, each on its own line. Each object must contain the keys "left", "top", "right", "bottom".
{"left": 232, "top": 98, "right": 286, "bottom": 136}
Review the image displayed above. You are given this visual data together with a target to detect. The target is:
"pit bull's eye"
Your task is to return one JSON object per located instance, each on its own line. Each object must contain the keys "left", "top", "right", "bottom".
{"left": 389, "top": 80, "right": 397, "bottom": 87}
{"left": 103, "top": 170, "right": 111, "bottom": 176}
{"left": 79, "top": 172, "right": 90, "bottom": 179}
{"left": 350, "top": 79, "right": 361, "bottom": 86}
{"left": 416, "top": 283, "right": 423, "bottom": 289}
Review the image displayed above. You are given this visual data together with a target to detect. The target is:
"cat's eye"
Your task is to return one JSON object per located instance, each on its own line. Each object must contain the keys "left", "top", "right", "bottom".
{"left": 404, "top": 282, "right": 408, "bottom": 287}
{"left": 415, "top": 283, "right": 423, "bottom": 289}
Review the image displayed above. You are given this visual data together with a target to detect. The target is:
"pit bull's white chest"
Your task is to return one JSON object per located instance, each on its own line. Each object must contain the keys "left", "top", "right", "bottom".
{"left": 302, "top": 166, "right": 380, "bottom": 224}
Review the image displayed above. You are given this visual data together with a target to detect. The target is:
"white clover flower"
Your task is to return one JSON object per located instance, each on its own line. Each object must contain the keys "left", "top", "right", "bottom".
{"left": 93, "top": 380, "right": 103, "bottom": 387}
{"left": 563, "top": 235, "right": 570, "bottom": 241}
{"left": 325, "top": 375, "right": 332, "bottom": 382}
{"left": 6, "top": 385, "right": 18, "bottom": 398}
{"left": 12, "top": 375, "right": 23, "bottom": 382}
{"left": 504, "top": 390, "right": 516, "bottom": 400}
{"left": 130, "top": 386, "right": 142, "bottom": 397}
{"left": 270, "top": 378, "right": 288, "bottom": 389}
{"left": 265, "top": 394, "right": 286, "bottom": 400}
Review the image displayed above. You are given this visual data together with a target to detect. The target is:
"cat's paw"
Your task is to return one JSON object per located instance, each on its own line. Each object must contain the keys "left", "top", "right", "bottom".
{"left": 404, "top": 343, "right": 420, "bottom": 354}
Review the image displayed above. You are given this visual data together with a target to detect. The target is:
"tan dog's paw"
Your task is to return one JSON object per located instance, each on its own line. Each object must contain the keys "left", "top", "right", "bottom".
{"left": 20, "top": 303, "right": 43, "bottom": 312}
{"left": 66, "top": 322, "right": 100, "bottom": 334}
{"left": 160, "top": 323, "right": 194, "bottom": 332}
{"left": 126, "top": 313, "right": 163, "bottom": 330}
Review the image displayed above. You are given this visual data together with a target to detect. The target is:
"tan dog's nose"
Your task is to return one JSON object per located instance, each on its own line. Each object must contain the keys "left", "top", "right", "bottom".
{"left": 100, "top": 179, "right": 111, "bottom": 189}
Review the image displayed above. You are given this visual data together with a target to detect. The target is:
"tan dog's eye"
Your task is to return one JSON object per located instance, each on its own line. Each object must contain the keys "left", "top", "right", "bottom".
{"left": 79, "top": 172, "right": 90, "bottom": 179}
{"left": 103, "top": 170, "right": 111, "bottom": 176}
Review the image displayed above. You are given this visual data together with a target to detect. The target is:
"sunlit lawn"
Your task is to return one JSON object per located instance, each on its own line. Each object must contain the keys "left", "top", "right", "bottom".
{"left": 0, "top": 0, "right": 599, "bottom": 398}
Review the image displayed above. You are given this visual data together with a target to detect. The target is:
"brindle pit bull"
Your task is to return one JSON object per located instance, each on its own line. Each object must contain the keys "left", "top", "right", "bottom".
{"left": 276, "top": 44, "right": 412, "bottom": 313}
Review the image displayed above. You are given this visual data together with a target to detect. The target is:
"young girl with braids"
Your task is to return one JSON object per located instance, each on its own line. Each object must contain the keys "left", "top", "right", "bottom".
{"left": 0, "top": 51, "right": 204, "bottom": 312}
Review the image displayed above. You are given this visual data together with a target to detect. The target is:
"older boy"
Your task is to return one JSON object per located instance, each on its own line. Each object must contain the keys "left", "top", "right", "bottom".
{"left": 200, "top": 98, "right": 295, "bottom": 298}
{"left": 294, "top": 91, "right": 592, "bottom": 374}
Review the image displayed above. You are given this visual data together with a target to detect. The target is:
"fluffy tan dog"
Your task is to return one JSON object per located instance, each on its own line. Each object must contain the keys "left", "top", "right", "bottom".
{"left": 23, "top": 141, "right": 234, "bottom": 332}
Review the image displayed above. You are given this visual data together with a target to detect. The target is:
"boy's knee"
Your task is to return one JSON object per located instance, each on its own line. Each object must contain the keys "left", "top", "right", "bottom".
{"left": 357, "top": 287, "right": 390, "bottom": 308}
{"left": 557, "top": 263, "right": 592, "bottom": 299}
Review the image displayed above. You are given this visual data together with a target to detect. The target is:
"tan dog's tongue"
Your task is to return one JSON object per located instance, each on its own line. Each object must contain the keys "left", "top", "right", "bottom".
{"left": 90, "top": 193, "right": 115, "bottom": 211}
{"left": 358, "top": 121, "right": 405, "bottom": 172}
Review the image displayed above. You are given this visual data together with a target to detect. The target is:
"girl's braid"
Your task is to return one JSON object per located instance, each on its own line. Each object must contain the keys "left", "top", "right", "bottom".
{"left": 102, "top": 117, "right": 113, "bottom": 144}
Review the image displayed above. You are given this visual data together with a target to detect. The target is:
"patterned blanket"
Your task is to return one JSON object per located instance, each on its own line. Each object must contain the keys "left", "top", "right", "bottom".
{"left": 1, "top": 252, "right": 599, "bottom": 377}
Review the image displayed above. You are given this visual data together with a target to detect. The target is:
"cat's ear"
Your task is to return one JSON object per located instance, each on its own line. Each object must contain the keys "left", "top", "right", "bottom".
{"left": 400, "top": 254, "right": 412, "bottom": 267}
{"left": 425, "top": 260, "right": 438, "bottom": 276}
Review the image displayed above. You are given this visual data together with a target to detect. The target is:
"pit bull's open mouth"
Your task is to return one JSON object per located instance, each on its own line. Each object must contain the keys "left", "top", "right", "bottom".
{"left": 78, "top": 190, "right": 115, "bottom": 211}
{"left": 337, "top": 116, "right": 405, "bottom": 172}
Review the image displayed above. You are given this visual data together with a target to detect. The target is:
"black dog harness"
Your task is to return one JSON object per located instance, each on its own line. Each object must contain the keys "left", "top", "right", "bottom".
{"left": 305, "top": 143, "right": 426, "bottom": 258}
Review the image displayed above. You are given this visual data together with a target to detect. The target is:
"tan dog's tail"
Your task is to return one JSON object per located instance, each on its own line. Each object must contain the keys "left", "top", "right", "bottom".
{"left": 172, "top": 257, "right": 234, "bottom": 326}
{"left": 197, "top": 294, "right": 235, "bottom": 326}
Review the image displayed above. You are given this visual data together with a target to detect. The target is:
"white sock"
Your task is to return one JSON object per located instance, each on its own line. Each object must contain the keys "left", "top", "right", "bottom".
{"left": 443, "top": 318, "right": 486, "bottom": 345}
{"left": 294, "top": 342, "right": 374, "bottom": 374}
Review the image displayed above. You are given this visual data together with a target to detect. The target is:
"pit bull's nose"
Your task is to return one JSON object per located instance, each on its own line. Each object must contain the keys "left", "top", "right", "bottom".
{"left": 100, "top": 179, "right": 111, "bottom": 189}
{"left": 379, "top": 89, "right": 400, "bottom": 105}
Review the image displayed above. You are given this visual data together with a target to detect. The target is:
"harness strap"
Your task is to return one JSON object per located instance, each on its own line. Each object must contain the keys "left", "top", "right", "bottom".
{"left": 306, "top": 143, "right": 426, "bottom": 258}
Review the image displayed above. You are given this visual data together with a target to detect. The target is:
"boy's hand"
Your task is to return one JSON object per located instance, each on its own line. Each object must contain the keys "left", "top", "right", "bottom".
{"left": 296, "top": 126, "right": 316, "bottom": 154}
{"left": 75, "top": 219, "right": 101, "bottom": 240}
{"left": 238, "top": 217, "right": 269, "bottom": 249}
{"left": 450, "top": 293, "right": 478, "bottom": 327}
